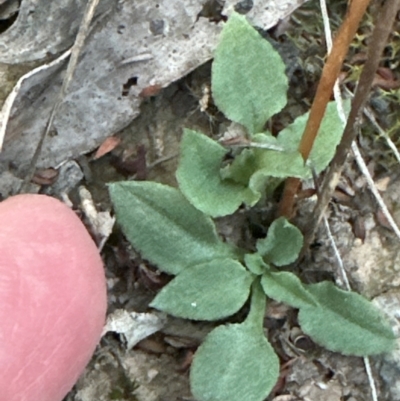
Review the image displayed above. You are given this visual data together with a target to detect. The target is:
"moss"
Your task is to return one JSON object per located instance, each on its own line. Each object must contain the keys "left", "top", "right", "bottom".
{"left": 107, "top": 366, "right": 139, "bottom": 401}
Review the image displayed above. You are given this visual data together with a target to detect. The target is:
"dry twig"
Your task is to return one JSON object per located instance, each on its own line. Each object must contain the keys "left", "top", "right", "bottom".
{"left": 19, "top": 0, "right": 101, "bottom": 193}
{"left": 304, "top": 0, "right": 400, "bottom": 245}
{"left": 278, "top": 0, "right": 371, "bottom": 217}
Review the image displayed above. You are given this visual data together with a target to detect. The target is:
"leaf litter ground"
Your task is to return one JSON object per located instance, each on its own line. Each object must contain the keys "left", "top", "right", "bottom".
{"left": 10, "top": 1, "right": 400, "bottom": 400}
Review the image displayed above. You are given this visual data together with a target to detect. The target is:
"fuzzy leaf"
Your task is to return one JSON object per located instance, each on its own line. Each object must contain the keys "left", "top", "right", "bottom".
{"left": 109, "top": 181, "right": 237, "bottom": 275}
{"left": 212, "top": 12, "right": 288, "bottom": 134}
{"left": 248, "top": 170, "right": 286, "bottom": 199}
{"left": 222, "top": 133, "right": 309, "bottom": 181}
{"left": 261, "top": 271, "right": 317, "bottom": 308}
{"left": 251, "top": 148, "right": 309, "bottom": 179}
{"left": 257, "top": 217, "right": 303, "bottom": 266}
{"left": 220, "top": 148, "right": 258, "bottom": 186}
{"left": 221, "top": 134, "right": 309, "bottom": 201}
{"left": 245, "top": 253, "right": 270, "bottom": 275}
{"left": 278, "top": 100, "right": 350, "bottom": 173}
{"left": 190, "top": 282, "right": 279, "bottom": 401}
{"left": 298, "top": 281, "right": 396, "bottom": 356}
{"left": 247, "top": 150, "right": 309, "bottom": 198}
{"left": 150, "top": 258, "right": 253, "bottom": 321}
{"left": 177, "top": 129, "right": 256, "bottom": 217}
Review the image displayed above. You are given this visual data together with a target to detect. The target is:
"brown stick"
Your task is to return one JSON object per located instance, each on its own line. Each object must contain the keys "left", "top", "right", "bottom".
{"left": 278, "top": 0, "right": 371, "bottom": 218}
{"left": 303, "top": 0, "right": 400, "bottom": 248}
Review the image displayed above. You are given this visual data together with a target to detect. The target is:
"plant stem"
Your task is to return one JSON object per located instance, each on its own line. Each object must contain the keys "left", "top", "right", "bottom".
{"left": 303, "top": 0, "right": 400, "bottom": 248}
{"left": 278, "top": 0, "right": 371, "bottom": 218}
{"left": 245, "top": 279, "right": 267, "bottom": 333}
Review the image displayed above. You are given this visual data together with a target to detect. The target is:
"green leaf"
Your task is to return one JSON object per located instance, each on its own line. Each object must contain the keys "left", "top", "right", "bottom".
{"left": 244, "top": 253, "right": 270, "bottom": 275}
{"left": 252, "top": 151, "right": 307, "bottom": 179}
{"left": 248, "top": 170, "right": 285, "bottom": 199}
{"left": 222, "top": 133, "right": 308, "bottom": 179}
{"left": 256, "top": 217, "right": 303, "bottom": 266}
{"left": 176, "top": 129, "right": 256, "bottom": 217}
{"left": 221, "top": 134, "right": 309, "bottom": 201}
{"left": 261, "top": 271, "right": 318, "bottom": 308}
{"left": 220, "top": 148, "right": 258, "bottom": 186}
{"left": 150, "top": 258, "right": 253, "bottom": 321}
{"left": 247, "top": 150, "right": 309, "bottom": 196}
{"left": 277, "top": 100, "right": 350, "bottom": 173}
{"left": 298, "top": 281, "right": 396, "bottom": 356}
{"left": 109, "top": 181, "right": 237, "bottom": 275}
{"left": 190, "top": 281, "right": 279, "bottom": 401}
{"left": 212, "top": 12, "right": 288, "bottom": 134}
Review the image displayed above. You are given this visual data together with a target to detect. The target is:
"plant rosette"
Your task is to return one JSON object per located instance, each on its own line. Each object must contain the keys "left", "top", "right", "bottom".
{"left": 109, "top": 12, "right": 396, "bottom": 401}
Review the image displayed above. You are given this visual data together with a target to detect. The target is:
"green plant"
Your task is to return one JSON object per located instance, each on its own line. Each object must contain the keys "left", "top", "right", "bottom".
{"left": 109, "top": 12, "right": 395, "bottom": 401}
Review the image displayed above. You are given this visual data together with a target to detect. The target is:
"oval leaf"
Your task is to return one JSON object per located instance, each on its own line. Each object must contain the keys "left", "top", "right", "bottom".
{"left": 261, "top": 271, "right": 317, "bottom": 308}
{"left": 177, "top": 129, "right": 256, "bottom": 217}
{"left": 151, "top": 258, "right": 253, "bottom": 321}
{"left": 221, "top": 147, "right": 259, "bottom": 186}
{"left": 212, "top": 12, "right": 288, "bottom": 134}
{"left": 221, "top": 133, "right": 309, "bottom": 181}
{"left": 298, "top": 281, "right": 396, "bottom": 356}
{"left": 109, "top": 181, "right": 236, "bottom": 275}
{"left": 252, "top": 148, "right": 310, "bottom": 179}
{"left": 190, "top": 282, "right": 279, "bottom": 401}
{"left": 256, "top": 217, "right": 303, "bottom": 266}
{"left": 244, "top": 253, "right": 270, "bottom": 275}
{"left": 277, "top": 100, "right": 350, "bottom": 173}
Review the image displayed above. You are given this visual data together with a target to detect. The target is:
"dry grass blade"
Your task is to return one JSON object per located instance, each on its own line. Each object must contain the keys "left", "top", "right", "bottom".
{"left": 279, "top": 0, "right": 371, "bottom": 218}
{"left": 19, "top": 0, "right": 101, "bottom": 193}
{"left": 351, "top": 141, "right": 400, "bottom": 240}
{"left": 318, "top": 1, "right": 386, "bottom": 400}
{"left": 304, "top": 0, "right": 400, "bottom": 245}
{"left": 363, "top": 106, "right": 400, "bottom": 164}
